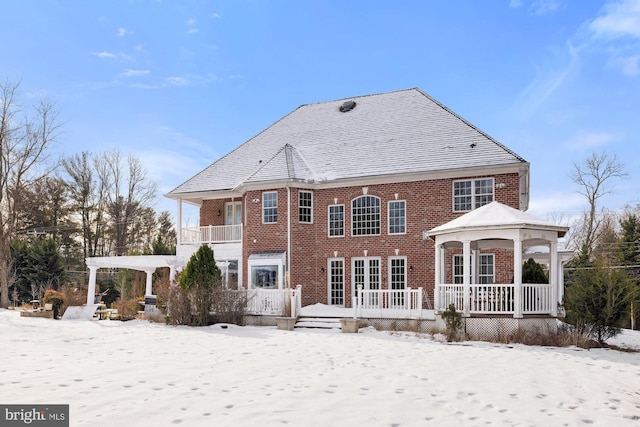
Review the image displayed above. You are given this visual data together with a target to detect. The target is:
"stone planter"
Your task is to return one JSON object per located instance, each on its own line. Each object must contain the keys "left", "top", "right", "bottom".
{"left": 340, "top": 318, "right": 359, "bottom": 333}
{"left": 276, "top": 317, "right": 297, "bottom": 331}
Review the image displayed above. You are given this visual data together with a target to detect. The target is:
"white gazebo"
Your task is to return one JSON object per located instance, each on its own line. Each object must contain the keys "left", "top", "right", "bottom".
{"left": 85, "top": 256, "right": 181, "bottom": 305}
{"left": 424, "top": 201, "right": 570, "bottom": 318}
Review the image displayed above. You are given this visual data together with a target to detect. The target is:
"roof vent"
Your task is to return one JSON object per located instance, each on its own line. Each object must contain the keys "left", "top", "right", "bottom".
{"left": 339, "top": 100, "right": 357, "bottom": 113}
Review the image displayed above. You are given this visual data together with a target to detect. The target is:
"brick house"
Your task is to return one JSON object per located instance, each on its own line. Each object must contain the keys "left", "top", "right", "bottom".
{"left": 164, "top": 88, "right": 569, "bottom": 325}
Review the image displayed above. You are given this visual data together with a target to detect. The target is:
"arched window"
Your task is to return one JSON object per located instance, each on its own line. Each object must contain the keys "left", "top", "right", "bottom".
{"left": 351, "top": 195, "right": 381, "bottom": 236}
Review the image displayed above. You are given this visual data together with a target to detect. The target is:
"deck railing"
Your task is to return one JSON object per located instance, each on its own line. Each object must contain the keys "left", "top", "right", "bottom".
{"left": 245, "top": 286, "right": 302, "bottom": 317}
{"left": 436, "top": 283, "right": 554, "bottom": 316}
{"left": 354, "top": 286, "right": 424, "bottom": 319}
{"left": 181, "top": 224, "right": 242, "bottom": 244}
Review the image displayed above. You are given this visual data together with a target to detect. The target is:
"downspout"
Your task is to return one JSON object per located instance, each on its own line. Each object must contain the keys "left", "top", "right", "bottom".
{"left": 287, "top": 185, "right": 291, "bottom": 288}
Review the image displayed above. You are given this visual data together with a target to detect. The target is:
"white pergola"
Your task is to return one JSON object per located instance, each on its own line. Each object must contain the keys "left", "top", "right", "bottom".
{"left": 85, "top": 256, "right": 181, "bottom": 305}
{"left": 424, "top": 202, "right": 570, "bottom": 318}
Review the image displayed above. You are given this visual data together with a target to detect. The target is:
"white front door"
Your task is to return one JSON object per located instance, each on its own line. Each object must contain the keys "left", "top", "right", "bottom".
{"left": 352, "top": 257, "right": 381, "bottom": 307}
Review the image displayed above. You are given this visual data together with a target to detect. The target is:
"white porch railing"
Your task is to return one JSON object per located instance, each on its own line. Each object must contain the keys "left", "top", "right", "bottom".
{"left": 436, "top": 283, "right": 554, "bottom": 316}
{"left": 245, "top": 286, "right": 302, "bottom": 317}
{"left": 354, "top": 286, "right": 424, "bottom": 319}
{"left": 181, "top": 224, "right": 242, "bottom": 244}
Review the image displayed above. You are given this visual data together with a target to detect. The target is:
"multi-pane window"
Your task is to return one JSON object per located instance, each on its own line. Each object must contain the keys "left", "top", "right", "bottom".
{"left": 453, "top": 178, "right": 494, "bottom": 212}
{"left": 262, "top": 191, "right": 278, "bottom": 223}
{"left": 328, "top": 259, "right": 344, "bottom": 306}
{"left": 478, "top": 254, "right": 495, "bottom": 284}
{"left": 351, "top": 195, "right": 380, "bottom": 236}
{"left": 299, "top": 191, "right": 313, "bottom": 223}
{"left": 328, "top": 205, "right": 344, "bottom": 237}
{"left": 453, "top": 254, "right": 495, "bottom": 284}
{"left": 388, "top": 200, "right": 406, "bottom": 234}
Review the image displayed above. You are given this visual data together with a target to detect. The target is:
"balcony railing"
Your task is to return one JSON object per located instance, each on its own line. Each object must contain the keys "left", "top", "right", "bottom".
{"left": 436, "top": 283, "right": 554, "bottom": 316}
{"left": 181, "top": 224, "right": 242, "bottom": 244}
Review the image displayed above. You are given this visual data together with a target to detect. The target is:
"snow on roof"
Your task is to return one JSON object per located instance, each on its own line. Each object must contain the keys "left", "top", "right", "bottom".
{"left": 426, "top": 201, "right": 569, "bottom": 237}
{"left": 167, "top": 88, "right": 527, "bottom": 198}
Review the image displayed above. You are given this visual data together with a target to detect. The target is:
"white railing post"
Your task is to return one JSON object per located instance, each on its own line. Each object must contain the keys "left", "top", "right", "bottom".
{"left": 296, "top": 285, "right": 302, "bottom": 316}
{"left": 417, "top": 287, "right": 423, "bottom": 319}
{"left": 290, "top": 288, "right": 296, "bottom": 318}
{"left": 354, "top": 285, "right": 362, "bottom": 319}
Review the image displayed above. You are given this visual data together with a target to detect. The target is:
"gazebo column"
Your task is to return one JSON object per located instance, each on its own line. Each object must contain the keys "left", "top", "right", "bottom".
{"left": 144, "top": 268, "right": 155, "bottom": 297}
{"left": 434, "top": 243, "right": 442, "bottom": 312}
{"left": 86, "top": 266, "right": 98, "bottom": 305}
{"left": 549, "top": 241, "right": 558, "bottom": 317}
{"left": 463, "top": 240, "right": 471, "bottom": 317}
{"left": 513, "top": 237, "right": 523, "bottom": 318}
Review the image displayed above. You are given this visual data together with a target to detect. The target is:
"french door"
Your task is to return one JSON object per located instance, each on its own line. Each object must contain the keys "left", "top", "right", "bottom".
{"left": 352, "top": 257, "right": 381, "bottom": 307}
{"left": 225, "top": 201, "right": 242, "bottom": 225}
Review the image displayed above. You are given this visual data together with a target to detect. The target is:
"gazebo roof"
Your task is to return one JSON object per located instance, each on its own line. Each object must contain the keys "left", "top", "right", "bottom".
{"left": 426, "top": 201, "right": 568, "bottom": 238}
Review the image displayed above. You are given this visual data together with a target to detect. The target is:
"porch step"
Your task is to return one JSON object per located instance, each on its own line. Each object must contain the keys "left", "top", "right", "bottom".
{"left": 294, "top": 316, "right": 342, "bottom": 330}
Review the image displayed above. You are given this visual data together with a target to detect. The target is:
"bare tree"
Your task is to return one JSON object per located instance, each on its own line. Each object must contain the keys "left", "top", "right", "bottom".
{"left": 569, "top": 152, "right": 627, "bottom": 263}
{"left": 0, "top": 80, "right": 61, "bottom": 307}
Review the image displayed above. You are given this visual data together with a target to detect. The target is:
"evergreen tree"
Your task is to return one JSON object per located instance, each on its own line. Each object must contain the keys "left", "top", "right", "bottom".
{"left": 564, "top": 263, "right": 638, "bottom": 345}
{"left": 179, "top": 245, "right": 221, "bottom": 326}
{"left": 522, "top": 258, "right": 548, "bottom": 284}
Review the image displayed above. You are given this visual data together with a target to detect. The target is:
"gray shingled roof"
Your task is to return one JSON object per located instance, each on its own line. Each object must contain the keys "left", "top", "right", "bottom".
{"left": 167, "top": 88, "right": 526, "bottom": 197}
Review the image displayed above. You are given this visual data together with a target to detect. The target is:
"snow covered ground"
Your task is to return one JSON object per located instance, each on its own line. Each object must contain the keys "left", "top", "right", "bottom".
{"left": 1, "top": 308, "right": 639, "bottom": 426}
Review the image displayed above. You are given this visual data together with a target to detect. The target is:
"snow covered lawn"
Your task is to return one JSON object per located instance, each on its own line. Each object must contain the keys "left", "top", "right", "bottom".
{"left": 1, "top": 309, "right": 639, "bottom": 426}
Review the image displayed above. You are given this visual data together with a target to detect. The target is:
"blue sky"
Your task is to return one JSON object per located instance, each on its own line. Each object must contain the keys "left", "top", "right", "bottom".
{"left": 2, "top": 0, "right": 639, "bottom": 226}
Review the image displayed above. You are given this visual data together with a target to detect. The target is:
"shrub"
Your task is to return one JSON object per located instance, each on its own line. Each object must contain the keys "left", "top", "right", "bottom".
{"left": 42, "top": 289, "right": 65, "bottom": 319}
{"left": 441, "top": 304, "right": 463, "bottom": 341}
{"left": 114, "top": 298, "right": 142, "bottom": 321}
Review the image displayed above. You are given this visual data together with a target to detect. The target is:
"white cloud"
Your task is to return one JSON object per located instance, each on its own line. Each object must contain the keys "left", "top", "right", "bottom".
{"left": 528, "top": 191, "right": 585, "bottom": 222}
{"left": 210, "top": 13, "right": 221, "bottom": 18}
{"left": 589, "top": 0, "right": 640, "bottom": 39}
{"left": 187, "top": 28, "right": 199, "bottom": 35}
{"left": 116, "top": 27, "right": 133, "bottom": 37}
{"left": 530, "top": 0, "right": 561, "bottom": 15}
{"left": 566, "top": 130, "right": 620, "bottom": 148}
{"left": 119, "top": 69, "right": 150, "bottom": 78}
{"left": 510, "top": 0, "right": 524, "bottom": 8}
{"left": 165, "top": 76, "right": 188, "bottom": 86}
{"left": 90, "top": 51, "right": 115, "bottom": 59}
{"left": 618, "top": 53, "right": 640, "bottom": 74}
{"left": 509, "top": 42, "right": 580, "bottom": 118}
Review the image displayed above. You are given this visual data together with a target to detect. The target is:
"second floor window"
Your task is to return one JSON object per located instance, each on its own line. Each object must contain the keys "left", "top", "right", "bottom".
{"left": 352, "top": 195, "right": 380, "bottom": 236}
{"left": 328, "top": 205, "right": 344, "bottom": 237}
{"left": 262, "top": 191, "right": 278, "bottom": 223}
{"left": 388, "top": 200, "right": 406, "bottom": 234}
{"left": 453, "top": 178, "right": 494, "bottom": 212}
{"left": 299, "top": 191, "right": 313, "bottom": 223}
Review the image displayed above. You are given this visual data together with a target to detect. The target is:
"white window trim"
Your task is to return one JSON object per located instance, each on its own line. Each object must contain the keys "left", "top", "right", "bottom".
{"left": 452, "top": 177, "right": 494, "bottom": 212}
{"left": 247, "top": 254, "right": 286, "bottom": 290}
{"left": 299, "top": 190, "right": 313, "bottom": 224}
{"left": 262, "top": 191, "right": 278, "bottom": 224}
{"left": 387, "top": 200, "right": 406, "bottom": 235}
{"left": 453, "top": 253, "right": 494, "bottom": 284}
{"left": 351, "top": 256, "right": 382, "bottom": 295}
{"left": 388, "top": 256, "right": 407, "bottom": 289}
{"left": 327, "top": 257, "right": 345, "bottom": 306}
{"left": 351, "top": 195, "right": 381, "bottom": 237}
{"left": 328, "top": 204, "right": 345, "bottom": 238}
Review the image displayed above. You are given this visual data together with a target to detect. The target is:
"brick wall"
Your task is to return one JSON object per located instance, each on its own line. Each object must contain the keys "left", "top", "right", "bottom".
{"left": 198, "top": 172, "right": 522, "bottom": 307}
